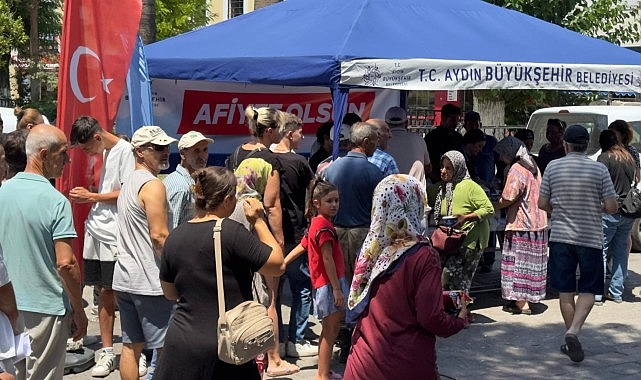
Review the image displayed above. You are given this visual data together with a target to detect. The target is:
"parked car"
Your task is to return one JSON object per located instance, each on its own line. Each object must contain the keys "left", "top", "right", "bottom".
{"left": 527, "top": 104, "right": 641, "bottom": 250}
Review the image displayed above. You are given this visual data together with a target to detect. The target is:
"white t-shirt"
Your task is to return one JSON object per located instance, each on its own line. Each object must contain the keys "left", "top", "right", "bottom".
{"left": 0, "top": 245, "right": 9, "bottom": 287}
{"left": 85, "top": 139, "right": 135, "bottom": 250}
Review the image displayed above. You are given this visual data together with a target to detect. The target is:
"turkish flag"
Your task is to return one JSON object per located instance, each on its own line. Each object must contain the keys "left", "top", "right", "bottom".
{"left": 56, "top": 0, "right": 142, "bottom": 263}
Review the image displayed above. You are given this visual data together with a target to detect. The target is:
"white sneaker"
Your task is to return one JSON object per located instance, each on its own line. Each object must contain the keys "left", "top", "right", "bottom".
{"left": 138, "top": 355, "right": 148, "bottom": 377}
{"left": 91, "top": 350, "right": 116, "bottom": 377}
{"left": 286, "top": 340, "right": 318, "bottom": 358}
{"left": 278, "top": 342, "right": 286, "bottom": 358}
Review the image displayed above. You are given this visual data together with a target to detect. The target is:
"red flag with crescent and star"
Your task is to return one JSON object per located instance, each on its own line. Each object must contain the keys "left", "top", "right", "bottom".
{"left": 56, "top": 0, "right": 142, "bottom": 262}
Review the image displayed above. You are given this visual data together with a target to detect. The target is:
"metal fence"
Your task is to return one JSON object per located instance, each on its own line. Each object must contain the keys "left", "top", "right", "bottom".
{"left": 0, "top": 98, "right": 17, "bottom": 108}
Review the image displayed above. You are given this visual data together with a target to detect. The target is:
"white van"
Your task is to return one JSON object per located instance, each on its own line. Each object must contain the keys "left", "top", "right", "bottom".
{"left": 0, "top": 106, "right": 50, "bottom": 134}
{"left": 526, "top": 104, "right": 641, "bottom": 249}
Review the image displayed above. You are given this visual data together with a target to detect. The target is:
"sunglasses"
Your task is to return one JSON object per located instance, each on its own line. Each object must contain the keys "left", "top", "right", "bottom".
{"left": 143, "top": 144, "right": 168, "bottom": 152}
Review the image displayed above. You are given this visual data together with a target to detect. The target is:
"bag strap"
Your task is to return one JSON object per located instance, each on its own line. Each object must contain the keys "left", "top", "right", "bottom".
{"left": 213, "top": 219, "right": 226, "bottom": 320}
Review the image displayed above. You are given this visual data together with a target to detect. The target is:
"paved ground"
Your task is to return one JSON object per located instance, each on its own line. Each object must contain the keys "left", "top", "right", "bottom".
{"left": 65, "top": 253, "right": 641, "bottom": 379}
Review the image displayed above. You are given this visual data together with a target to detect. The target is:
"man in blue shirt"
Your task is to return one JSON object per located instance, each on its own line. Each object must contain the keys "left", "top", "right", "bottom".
{"left": 366, "top": 118, "right": 399, "bottom": 177}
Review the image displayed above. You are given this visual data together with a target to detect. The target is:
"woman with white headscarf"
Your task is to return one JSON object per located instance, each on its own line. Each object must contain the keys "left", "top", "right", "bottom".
{"left": 433, "top": 150, "right": 494, "bottom": 295}
{"left": 494, "top": 137, "right": 548, "bottom": 315}
{"left": 344, "top": 174, "right": 467, "bottom": 380}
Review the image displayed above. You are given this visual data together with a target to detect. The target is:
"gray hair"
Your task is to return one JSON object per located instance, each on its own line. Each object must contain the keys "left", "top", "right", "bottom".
{"left": 565, "top": 142, "right": 587, "bottom": 153}
{"left": 350, "top": 122, "right": 378, "bottom": 147}
{"left": 25, "top": 130, "right": 62, "bottom": 156}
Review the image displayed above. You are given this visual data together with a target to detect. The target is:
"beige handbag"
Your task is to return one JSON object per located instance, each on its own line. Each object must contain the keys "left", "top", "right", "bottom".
{"left": 214, "top": 219, "right": 275, "bottom": 365}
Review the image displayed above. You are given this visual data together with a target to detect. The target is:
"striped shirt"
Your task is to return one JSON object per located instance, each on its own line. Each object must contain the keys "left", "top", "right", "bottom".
{"left": 368, "top": 148, "right": 400, "bottom": 177}
{"left": 163, "top": 164, "right": 195, "bottom": 230}
{"left": 539, "top": 152, "right": 616, "bottom": 249}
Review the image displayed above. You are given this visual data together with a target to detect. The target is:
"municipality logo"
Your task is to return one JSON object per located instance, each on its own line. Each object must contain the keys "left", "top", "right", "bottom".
{"left": 363, "top": 64, "right": 382, "bottom": 86}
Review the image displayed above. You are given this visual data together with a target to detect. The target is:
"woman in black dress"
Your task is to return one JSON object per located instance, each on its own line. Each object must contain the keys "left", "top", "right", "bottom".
{"left": 155, "top": 167, "right": 284, "bottom": 379}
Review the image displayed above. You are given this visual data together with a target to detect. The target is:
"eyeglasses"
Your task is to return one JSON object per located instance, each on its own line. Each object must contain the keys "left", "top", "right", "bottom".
{"left": 142, "top": 144, "right": 168, "bottom": 152}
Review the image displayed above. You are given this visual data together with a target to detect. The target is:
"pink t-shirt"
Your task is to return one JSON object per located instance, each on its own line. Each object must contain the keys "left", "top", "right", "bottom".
{"left": 502, "top": 163, "right": 548, "bottom": 231}
{"left": 301, "top": 215, "right": 345, "bottom": 289}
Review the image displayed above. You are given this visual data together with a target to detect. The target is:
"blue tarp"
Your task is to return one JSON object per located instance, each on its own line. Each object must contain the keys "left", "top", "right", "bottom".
{"left": 145, "top": 0, "right": 641, "bottom": 87}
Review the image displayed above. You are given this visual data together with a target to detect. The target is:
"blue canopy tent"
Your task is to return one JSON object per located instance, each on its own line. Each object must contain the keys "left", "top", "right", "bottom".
{"left": 145, "top": 0, "right": 641, "bottom": 156}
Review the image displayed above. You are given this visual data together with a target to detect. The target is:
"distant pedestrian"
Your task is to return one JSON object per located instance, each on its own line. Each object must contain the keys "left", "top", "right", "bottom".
{"left": 365, "top": 118, "right": 399, "bottom": 177}
{"left": 344, "top": 175, "right": 467, "bottom": 380}
{"left": 537, "top": 118, "right": 566, "bottom": 175}
{"left": 384, "top": 106, "right": 431, "bottom": 184}
{"left": 538, "top": 124, "right": 618, "bottom": 362}
{"left": 425, "top": 103, "right": 463, "bottom": 183}
{"left": 287, "top": 179, "right": 346, "bottom": 380}
{"left": 596, "top": 130, "right": 635, "bottom": 304}
{"left": 493, "top": 137, "right": 548, "bottom": 315}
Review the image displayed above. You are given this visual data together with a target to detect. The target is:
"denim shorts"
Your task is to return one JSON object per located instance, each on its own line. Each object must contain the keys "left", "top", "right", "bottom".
{"left": 313, "top": 277, "right": 349, "bottom": 320}
{"left": 549, "top": 242, "right": 604, "bottom": 294}
{"left": 116, "top": 291, "right": 175, "bottom": 348}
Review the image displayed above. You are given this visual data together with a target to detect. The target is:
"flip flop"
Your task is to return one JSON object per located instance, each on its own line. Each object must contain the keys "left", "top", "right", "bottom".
{"left": 266, "top": 361, "right": 300, "bottom": 378}
{"left": 561, "top": 333, "right": 584, "bottom": 362}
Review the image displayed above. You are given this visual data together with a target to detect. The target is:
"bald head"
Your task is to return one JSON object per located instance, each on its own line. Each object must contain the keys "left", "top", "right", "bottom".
{"left": 25, "top": 124, "right": 69, "bottom": 178}
{"left": 366, "top": 118, "right": 391, "bottom": 150}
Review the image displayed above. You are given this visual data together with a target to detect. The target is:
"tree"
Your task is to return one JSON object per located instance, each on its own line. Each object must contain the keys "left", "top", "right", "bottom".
{"left": 0, "top": 1, "right": 27, "bottom": 99}
{"left": 476, "top": 0, "right": 641, "bottom": 124}
{"left": 156, "top": 0, "right": 211, "bottom": 41}
{"left": 139, "top": 0, "right": 157, "bottom": 44}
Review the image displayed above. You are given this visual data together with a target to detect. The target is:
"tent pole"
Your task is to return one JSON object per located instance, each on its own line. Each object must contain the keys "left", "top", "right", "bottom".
{"left": 331, "top": 86, "right": 349, "bottom": 159}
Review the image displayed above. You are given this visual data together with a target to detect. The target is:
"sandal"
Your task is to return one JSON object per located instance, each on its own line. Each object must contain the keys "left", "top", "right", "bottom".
{"left": 266, "top": 361, "right": 300, "bottom": 377}
{"left": 561, "top": 334, "right": 584, "bottom": 362}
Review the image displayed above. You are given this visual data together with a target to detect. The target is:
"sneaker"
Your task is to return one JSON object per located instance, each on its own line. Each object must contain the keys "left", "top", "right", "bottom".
{"left": 605, "top": 293, "right": 623, "bottom": 303}
{"left": 138, "top": 355, "right": 148, "bottom": 377}
{"left": 286, "top": 340, "right": 318, "bottom": 358}
{"left": 91, "top": 350, "right": 116, "bottom": 377}
{"left": 279, "top": 342, "right": 286, "bottom": 358}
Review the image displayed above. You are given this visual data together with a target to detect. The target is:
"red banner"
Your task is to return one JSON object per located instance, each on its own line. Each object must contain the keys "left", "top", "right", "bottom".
{"left": 178, "top": 91, "right": 377, "bottom": 135}
{"left": 56, "top": 0, "right": 142, "bottom": 261}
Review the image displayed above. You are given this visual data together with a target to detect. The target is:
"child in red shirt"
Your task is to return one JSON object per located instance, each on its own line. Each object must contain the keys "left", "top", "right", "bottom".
{"left": 287, "top": 178, "right": 346, "bottom": 380}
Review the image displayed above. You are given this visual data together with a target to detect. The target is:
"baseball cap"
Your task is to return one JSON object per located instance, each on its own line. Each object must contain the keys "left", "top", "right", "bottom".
{"left": 563, "top": 124, "right": 589, "bottom": 144}
{"left": 131, "top": 126, "right": 177, "bottom": 148}
{"left": 385, "top": 107, "right": 407, "bottom": 125}
{"left": 178, "top": 131, "right": 214, "bottom": 149}
{"left": 329, "top": 124, "right": 351, "bottom": 141}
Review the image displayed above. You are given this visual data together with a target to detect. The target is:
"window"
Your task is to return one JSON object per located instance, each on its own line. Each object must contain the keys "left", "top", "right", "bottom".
{"left": 229, "top": 0, "right": 244, "bottom": 18}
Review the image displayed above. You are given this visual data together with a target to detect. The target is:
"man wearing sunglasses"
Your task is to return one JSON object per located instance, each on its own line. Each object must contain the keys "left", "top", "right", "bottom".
{"left": 112, "top": 126, "right": 177, "bottom": 380}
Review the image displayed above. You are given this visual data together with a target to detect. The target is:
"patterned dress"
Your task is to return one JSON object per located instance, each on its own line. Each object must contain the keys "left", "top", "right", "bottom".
{"left": 500, "top": 163, "right": 548, "bottom": 302}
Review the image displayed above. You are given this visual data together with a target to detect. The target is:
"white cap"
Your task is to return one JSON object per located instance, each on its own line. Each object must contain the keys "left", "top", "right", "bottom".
{"left": 329, "top": 124, "right": 351, "bottom": 141}
{"left": 131, "top": 126, "right": 177, "bottom": 148}
{"left": 178, "top": 131, "right": 214, "bottom": 149}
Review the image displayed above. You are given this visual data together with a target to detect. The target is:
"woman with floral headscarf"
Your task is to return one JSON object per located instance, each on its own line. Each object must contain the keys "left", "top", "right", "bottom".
{"left": 494, "top": 137, "right": 548, "bottom": 315}
{"left": 432, "top": 150, "right": 494, "bottom": 295}
{"left": 344, "top": 174, "right": 467, "bottom": 380}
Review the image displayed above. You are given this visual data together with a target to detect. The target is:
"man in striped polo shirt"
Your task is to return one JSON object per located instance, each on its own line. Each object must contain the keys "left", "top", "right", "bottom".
{"left": 538, "top": 124, "right": 618, "bottom": 363}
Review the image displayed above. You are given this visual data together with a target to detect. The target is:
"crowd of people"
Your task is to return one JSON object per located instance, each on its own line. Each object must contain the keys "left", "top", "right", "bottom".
{"left": 0, "top": 102, "right": 638, "bottom": 379}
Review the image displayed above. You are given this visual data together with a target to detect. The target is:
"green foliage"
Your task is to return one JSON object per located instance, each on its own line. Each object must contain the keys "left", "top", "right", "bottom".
{"left": 12, "top": 0, "right": 62, "bottom": 58}
{"left": 156, "top": 0, "right": 211, "bottom": 40}
{"left": 0, "top": 1, "right": 27, "bottom": 62}
{"left": 481, "top": 0, "right": 641, "bottom": 124}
